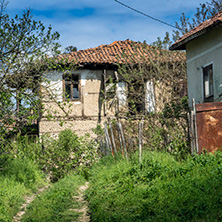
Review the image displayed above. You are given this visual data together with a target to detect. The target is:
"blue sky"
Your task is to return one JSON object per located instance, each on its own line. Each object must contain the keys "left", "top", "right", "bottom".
{"left": 6, "top": 0, "right": 206, "bottom": 51}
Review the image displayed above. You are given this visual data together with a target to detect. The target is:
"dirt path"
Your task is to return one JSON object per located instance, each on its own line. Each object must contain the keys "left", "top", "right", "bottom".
{"left": 13, "top": 185, "right": 50, "bottom": 222}
{"left": 72, "top": 182, "right": 90, "bottom": 222}
{"left": 13, "top": 182, "right": 90, "bottom": 222}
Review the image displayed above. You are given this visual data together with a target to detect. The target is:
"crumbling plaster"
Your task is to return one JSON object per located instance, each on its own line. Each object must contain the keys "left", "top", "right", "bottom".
{"left": 40, "top": 69, "right": 115, "bottom": 137}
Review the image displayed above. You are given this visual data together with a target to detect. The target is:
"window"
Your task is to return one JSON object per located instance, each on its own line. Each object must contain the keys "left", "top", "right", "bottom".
{"left": 128, "top": 81, "right": 145, "bottom": 115}
{"left": 203, "top": 64, "right": 214, "bottom": 102}
{"left": 63, "top": 74, "right": 80, "bottom": 100}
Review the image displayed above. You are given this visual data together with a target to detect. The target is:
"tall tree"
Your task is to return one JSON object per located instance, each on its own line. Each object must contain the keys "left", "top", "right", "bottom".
{"left": 173, "top": 0, "right": 222, "bottom": 40}
{"left": 64, "top": 45, "right": 77, "bottom": 53}
{"left": 151, "top": 32, "right": 172, "bottom": 49}
{"left": 152, "top": 0, "right": 222, "bottom": 47}
{"left": 0, "top": 0, "right": 60, "bottom": 138}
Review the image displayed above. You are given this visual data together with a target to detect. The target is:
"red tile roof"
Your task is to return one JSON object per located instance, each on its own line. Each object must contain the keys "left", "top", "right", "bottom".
{"left": 61, "top": 39, "right": 184, "bottom": 66}
{"left": 170, "top": 11, "right": 222, "bottom": 50}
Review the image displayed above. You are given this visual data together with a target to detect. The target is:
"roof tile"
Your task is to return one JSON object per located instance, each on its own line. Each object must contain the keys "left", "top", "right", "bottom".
{"left": 62, "top": 39, "right": 184, "bottom": 65}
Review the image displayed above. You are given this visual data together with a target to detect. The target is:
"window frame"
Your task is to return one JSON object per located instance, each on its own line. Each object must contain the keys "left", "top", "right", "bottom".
{"left": 63, "top": 73, "right": 81, "bottom": 101}
{"left": 203, "top": 63, "right": 214, "bottom": 103}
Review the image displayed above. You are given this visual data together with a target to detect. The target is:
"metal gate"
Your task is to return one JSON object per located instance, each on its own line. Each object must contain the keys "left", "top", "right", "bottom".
{"left": 190, "top": 101, "right": 222, "bottom": 154}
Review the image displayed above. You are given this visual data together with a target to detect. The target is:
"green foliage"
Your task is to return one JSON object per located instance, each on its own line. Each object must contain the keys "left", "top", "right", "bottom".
{"left": 2, "top": 158, "right": 45, "bottom": 189}
{"left": 9, "top": 129, "right": 100, "bottom": 182}
{"left": 64, "top": 45, "right": 77, "bottom": 53}
{"left": 22, "top": 174, "right": 85, "bottom": 222}
{"left": 0, "top": 129, "right": 98, "bottom": 220}
{"left": 0, "top": 0, "right": 61, "bottom": 140}
{"left": 155, "top": 96, "right": 189, "bottom": 159}
{"left": 174, "top": 0, "right": 222, "bottom": 38}
{"left": 153, "top": 0, "right": 222, "bottom": 47}
{"left": 87, "top": 151, "right": 222, "bottom": 221}
{"left": 162, "top": 96, "right": 189, "bottom": 119}
{"left": 0, "top": 158, "right": 45, "bottom": 222}
{"left": 151, "top": 32, "right": 172, "bottom": 49}
{"left": 113, "top": 97, "right": 190, "bottom": 159}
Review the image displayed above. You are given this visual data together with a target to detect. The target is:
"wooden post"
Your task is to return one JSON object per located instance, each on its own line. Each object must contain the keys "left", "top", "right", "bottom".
{"left": 109, "top": 119, "right": 117, "bottom": 154}
{"left": 187, "top": 112, "right": 194, "bottom": 155}
{"left": 192, "top": 98, "right": 199, "bottom": 154}
{"left": 190, "top": 109, "right": 195, "bottom": 154}
{"left": 116, "top": 120, "right": 124, "bottom": 157}
{"left": 100, "top": 138, "right": 105, "bottom": 155}
{"left": 138, "top": 117, "right": 144, "bottom": 163}
{"left": 103, "top": 69, "right": 107, "bottom": 116}
{"left": 118, "top": 121, "right": 128, "bottom": 159}
{"left": 104, "top": 122, "right": 113, "bottom": 156}
{"left": 81, "top": 86, "right": 84, "bottom": 117}
{"left": 114, "top": 71, "right": 120, "bottom": 115}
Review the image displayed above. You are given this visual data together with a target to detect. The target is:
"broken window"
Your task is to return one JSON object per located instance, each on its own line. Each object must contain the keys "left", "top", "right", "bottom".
{"left": 203, "top": 64, "right": 214, "bottom": 102}
{"left": 63, "top": 74, "right": 80, "bottom": 100}
{"left": 128, "top": 81, "right": 145, "bottom": 115}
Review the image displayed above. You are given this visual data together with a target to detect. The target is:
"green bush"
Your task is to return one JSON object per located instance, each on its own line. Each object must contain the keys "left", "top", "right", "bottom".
{"left": 22, "top": 174, "right": 85, "bottom": 222}
{"left": 0, "top": 158, "right": 45, "bottom": 222}
{"left": 10, "top": 129, "right": 100, "bottom": 182}
{"left": 86, "top": 151, "right": 222, "bottom": 221}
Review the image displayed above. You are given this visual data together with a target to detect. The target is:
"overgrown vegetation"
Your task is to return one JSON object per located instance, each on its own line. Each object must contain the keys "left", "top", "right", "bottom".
{"left": 0, "top": 158, "right": 45, "bottom": 222}
{"left": 22, "top": 174, "right": 85, "bottom": 222}
{"left": 0, "top": 0, "right": 61, "bottom": 138}
{"left": 0, "top": 129, "right": 98, "bottom": 221}
{"left": 4, "top": 129, "right": 99, "bottom": 182}
{"left": 87, "top": 151, "right": 222, "bottom": 222}
{"left": 1, "top": 1, "right": 221, "bottom": 221}
{"left": 101, "top": 41, "right": 189, "bottom": 159}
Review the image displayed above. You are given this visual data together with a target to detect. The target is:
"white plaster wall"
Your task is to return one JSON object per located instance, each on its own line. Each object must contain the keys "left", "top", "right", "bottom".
{"left": 186, "top": 27, "right": 222, "bottom": 106}
{"left": 117, "top": 82, "right": 127, "bottom": 107}
{"left": 42, "top": 71, "right": 63, "bottom": 102}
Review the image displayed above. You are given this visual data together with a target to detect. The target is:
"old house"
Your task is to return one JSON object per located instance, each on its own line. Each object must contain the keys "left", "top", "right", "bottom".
{"left": 40, "top": 39, "right": 185, "bottom": 137}
{"left": 170, "top": 11, "right": 222, "bottom": 153}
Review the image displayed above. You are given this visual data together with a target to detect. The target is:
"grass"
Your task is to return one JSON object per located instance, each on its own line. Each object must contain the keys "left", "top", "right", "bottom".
{"left": 86, "top": 151, "right": 222, "bottom": 222}
{"left": 22, "top": 173, "right": 86, "bottom": 222}
{"left": 0, "top": 158, "right": 45, "bottom": 222}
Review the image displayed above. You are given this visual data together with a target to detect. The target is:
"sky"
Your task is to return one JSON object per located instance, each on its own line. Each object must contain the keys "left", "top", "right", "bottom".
{"left": 6, "top": 0, "right": 206, "bottom": 51}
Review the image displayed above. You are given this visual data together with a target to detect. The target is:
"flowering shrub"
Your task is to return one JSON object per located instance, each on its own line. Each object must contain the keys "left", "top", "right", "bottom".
{"left": 9, "top": 129, "right": 100, "bottom": 182}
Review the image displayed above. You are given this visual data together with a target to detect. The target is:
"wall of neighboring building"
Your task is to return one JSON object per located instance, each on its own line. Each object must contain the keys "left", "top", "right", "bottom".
{"left": 186, "top": 27, "right": 222, "bottom": 106}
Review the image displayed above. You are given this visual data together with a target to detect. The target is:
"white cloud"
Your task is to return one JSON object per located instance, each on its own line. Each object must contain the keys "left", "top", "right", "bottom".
{"left": 42, "top": 13, "right": 173, "bottom": 50}
{"left": 6, "top": 0, "right": 208, "bottom": 50}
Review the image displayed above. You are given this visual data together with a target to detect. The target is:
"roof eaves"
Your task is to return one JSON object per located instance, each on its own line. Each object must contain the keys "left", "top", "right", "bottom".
{"left": 170, "top": 20, "right": 222, "bottom": 51}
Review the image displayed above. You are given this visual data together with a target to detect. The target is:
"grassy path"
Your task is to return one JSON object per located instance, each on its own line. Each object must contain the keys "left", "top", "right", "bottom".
{"left": 16, "top": 174, "right": 87, "bottom": 222}
{"left": 12, "top": 181, "right": 90, "bottom": 222}
{"left": 13, "top": 185, "right": 50, "bottom": 222}
{"left": 72, "top": 182, "right": 90, "bottom": 222}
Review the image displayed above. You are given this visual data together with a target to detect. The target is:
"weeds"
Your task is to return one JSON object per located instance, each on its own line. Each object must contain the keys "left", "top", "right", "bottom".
{"left": 86, "top": 151, "right": 222, "bottom": 222}
{"left": 8, "top": 129, "right": 100, "bottom": 182}
{"left": 0, "top": 158, "right": 45, "bottom": 222}
{"left": 22, "top": 174, "right": 85, "bottom": 222}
